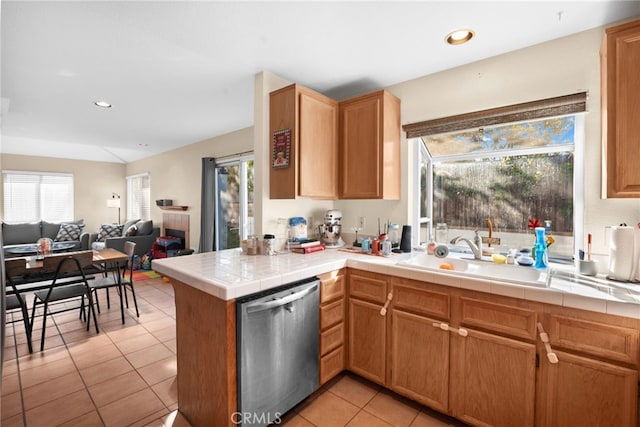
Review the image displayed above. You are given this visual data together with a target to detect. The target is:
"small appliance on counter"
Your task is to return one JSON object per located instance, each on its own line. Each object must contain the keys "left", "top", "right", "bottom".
{"left": 317, "top": 209, "right": 345, "bottom": 248}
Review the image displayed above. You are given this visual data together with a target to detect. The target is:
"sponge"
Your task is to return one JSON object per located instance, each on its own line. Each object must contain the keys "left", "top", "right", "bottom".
{"left": 491, "top": 254, "right": 507, "bottom": 264}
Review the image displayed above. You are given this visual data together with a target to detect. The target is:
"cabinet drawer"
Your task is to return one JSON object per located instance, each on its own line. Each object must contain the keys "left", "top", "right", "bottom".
{"left": 321, "top": 323, "right": 344, "bottom": 356}
{"left": 319, "top": 271, "right": 345, "bottom": 304}
{"left": 320, "top": 298, "right": 344, "bottom": 330}
{"left": 320, "top": 346, "right": 344, "bottom": 385}
{"left": 349, "top": 273, "right": 387, "bottom": 303}
{"left": 548, "top": 315, "right": 639, "bottom": 365}
{"left": 460, "top": 297, "right": 537, "bottom": 341}
{"left": 391, "top": 282, "right": 450, "bottom": 320}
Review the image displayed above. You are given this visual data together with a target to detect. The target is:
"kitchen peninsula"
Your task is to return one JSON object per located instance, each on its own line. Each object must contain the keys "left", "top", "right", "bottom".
{"left": 153, "top": 249, "right": 640, "bottom": 427}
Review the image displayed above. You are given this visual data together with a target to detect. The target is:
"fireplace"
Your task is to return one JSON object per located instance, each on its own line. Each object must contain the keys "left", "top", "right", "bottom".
{"left": 162, "top": 213, "right": 190, "bottom": 250}
{"left": 165, "top": 229, "right": 186, "bottom": 250}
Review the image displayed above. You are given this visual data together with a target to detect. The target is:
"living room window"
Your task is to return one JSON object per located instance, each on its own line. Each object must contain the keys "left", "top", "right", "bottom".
{"left": 3, "top": 171, "right": 74, "bottom": 223}
{"left": 126, "top": 172, "right": 150, "bottom": 221}
{"left": 406, "top": 93, "right": 586, "bottom": 258}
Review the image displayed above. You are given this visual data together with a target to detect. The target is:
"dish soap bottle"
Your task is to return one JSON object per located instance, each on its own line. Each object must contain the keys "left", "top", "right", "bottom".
{"left": 534, "top": 227, "right": 547, "bottom": 269}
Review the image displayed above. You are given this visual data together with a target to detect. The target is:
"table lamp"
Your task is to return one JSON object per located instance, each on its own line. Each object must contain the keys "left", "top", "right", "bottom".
{"left": 107, "top": 193, "right": 121, "bottom": 224}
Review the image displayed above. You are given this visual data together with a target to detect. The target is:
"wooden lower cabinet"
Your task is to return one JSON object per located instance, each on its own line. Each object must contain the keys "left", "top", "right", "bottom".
{"left": 449, "top": 328, "right": 537, "bottom": 427}
{"left": 344, "top": 271, "right": 640, "bottom": 427}
{"left": 389, "top": 309, "right": 449, "bottom": 412}
{"left": 538, "top": 351, "right": 637, "bottom": 427}
{"left": 348, "top": 297, "right": 387, "bottom": 385}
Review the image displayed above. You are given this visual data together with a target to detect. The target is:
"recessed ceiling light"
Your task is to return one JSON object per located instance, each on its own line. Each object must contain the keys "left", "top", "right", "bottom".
{"left": 94, "top": 100, "right": 112, "bottom": 108}
{"left": 445, "top": 29, "right": 474, "bottom": 45}
{"left": 138, "top": 143, "right": 148, "bottom": 147}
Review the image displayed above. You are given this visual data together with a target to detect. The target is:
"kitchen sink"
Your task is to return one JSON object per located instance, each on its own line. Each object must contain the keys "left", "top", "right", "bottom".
{"left": 397, "top": 254, "right": 549, "bottom": 287}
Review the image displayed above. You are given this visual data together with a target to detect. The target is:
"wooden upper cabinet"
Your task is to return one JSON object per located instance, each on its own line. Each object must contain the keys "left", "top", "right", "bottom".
{"left": 339, "top": 90, "right": 401, "bottom": 200}
{"left": 269, "top": 84, "right": 338, "bottom": 199}
{"left": 601, "top": 19, "right": 640, "bottom": 198}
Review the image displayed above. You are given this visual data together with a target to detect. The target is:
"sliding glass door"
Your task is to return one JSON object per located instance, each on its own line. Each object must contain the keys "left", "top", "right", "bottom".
{"left": 215, "top": 155, "right": 254, "bottom": 250}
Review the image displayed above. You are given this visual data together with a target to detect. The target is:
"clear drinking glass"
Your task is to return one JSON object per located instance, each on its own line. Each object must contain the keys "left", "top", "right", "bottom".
{"left": 435, "top": 223, "right": 448, "bottom": 244}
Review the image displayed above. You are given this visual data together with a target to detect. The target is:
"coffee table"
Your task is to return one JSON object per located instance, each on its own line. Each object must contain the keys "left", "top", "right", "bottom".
{"left": 5, "top": 242, "right": 77, "bottom": 256}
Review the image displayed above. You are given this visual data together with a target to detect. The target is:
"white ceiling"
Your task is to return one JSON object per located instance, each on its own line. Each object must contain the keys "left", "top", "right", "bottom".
{"left": 2, "top": 1, "right": 639, "bottom": 164}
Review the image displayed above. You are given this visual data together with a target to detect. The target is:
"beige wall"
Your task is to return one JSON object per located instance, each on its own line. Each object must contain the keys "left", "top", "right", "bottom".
{"left": 385, "top": 23, "right": 640, "bottom": 256}
{"left": 4, "top": 21, "right": 639, "bottom": 259}
{"left": 125, "top": 127, "right": 253, "bottom": 251}
{"left": 0, "top": 154, "right": 126, "bottom": 234}
{"left": 255, "top": 24, "right": 640, "bottom": 253}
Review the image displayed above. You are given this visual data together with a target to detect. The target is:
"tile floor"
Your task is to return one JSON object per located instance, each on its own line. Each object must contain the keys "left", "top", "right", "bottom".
{"left": 2, "top": 275, "right": 466, "bottom": 427}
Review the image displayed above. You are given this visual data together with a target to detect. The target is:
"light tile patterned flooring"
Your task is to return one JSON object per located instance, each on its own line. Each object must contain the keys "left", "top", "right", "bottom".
{"left": 2, "top": 276, "right": 466, "bottom": 427}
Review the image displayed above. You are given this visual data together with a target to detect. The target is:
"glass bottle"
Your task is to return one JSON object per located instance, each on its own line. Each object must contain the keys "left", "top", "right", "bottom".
{"left": 388, "top": 224, "right": 400, "bottom": 246}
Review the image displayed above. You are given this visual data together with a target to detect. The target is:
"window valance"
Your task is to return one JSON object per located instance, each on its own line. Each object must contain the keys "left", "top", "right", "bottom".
{"left": 402, "top": 92, "right": 587, "bottom": 138}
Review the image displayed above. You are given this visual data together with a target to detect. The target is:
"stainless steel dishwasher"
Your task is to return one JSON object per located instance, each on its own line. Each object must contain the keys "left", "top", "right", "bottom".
{"left": 236, "top": 277, "right": 319, "bottom": 426}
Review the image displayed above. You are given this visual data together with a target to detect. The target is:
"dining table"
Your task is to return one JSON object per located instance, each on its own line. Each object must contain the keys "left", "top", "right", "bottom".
{"left": 6, "top": 248, "right": 130, "bottom": 321}
{"left": 17, "top": 248, "right": 128, "bottom": 273}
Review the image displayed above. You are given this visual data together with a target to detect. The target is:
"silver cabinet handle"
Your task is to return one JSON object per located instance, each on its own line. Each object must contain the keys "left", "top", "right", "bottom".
{"left": 246, "top": 284, "right": 318, "bottom": 313}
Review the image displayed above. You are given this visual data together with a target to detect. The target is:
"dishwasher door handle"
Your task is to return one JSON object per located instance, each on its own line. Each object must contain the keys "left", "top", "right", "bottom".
{"left": 246, "top": 284, "right": 318, "bottom": 313}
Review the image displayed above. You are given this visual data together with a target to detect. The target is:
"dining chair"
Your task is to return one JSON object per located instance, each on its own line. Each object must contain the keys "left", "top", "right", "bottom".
{"left": 89, "top": 241, "right": 138, "bottom": 323}
{"left": 121, "top": 241, "right": 140, "bottom": 317}
{"left": 5, "top": 258, "right": 33, "bottom": 353}
{"left": 30, "top": 251, "right": 98, "bottom": 351}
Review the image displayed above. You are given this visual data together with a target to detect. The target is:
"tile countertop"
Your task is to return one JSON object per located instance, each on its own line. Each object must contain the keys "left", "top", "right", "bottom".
{"left": 151, "top": 248, "right": 640, "bottom": 319}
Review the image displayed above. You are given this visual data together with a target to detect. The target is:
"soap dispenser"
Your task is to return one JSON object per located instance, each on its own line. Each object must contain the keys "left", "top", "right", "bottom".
{"left": 534, "top": 227, "right": 548, "bottom": 269}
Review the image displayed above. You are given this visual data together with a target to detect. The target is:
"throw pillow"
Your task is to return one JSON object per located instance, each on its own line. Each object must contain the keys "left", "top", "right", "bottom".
{"left": 136, "top": 220, "right": 153, "bottom": 236}
{"left": 123, "top": 219, "right": 140, "bottom": 233}
{"left": 55, "top": 223, "right": 85, "bottom": 242}
{"left": 125, "top": 224, "right": 138, "bottom": 237}
{"left": 96, "top": 224, "right": 124, "bottom": 242}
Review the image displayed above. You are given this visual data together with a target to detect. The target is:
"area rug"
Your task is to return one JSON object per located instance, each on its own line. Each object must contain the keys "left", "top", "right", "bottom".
{"left": 132, "top": 270, "right": 162, "bottom": 282}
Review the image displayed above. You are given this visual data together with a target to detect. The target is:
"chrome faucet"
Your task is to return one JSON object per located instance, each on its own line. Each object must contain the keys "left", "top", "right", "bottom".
{"left": 450, "top": 230, "right": 483, "bottom": 260}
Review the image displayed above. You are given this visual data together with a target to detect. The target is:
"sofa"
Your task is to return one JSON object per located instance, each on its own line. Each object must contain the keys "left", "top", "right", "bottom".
{"left": 89, "top": 219, "right": 160, "bottom": 257}
{"left": 2, "top": 220, "right": 89, "bottom": 257}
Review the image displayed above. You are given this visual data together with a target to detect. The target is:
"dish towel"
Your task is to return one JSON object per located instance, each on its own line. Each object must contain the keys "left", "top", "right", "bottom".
{"left": 608, "top": 226, "right": 636, "bottom": 281}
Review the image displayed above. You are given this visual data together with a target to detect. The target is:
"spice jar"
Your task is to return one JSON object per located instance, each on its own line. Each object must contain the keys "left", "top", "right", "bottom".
{"left": 263, "top": 234, "right": 276, "bottom": 256}
{"left": 246, "top": 235, "right": 258, "bottom": 255}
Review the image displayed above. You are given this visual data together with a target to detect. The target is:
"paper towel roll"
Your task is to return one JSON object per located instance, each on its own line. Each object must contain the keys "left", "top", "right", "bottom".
{"left": 632, "top": 225, "right": 640, "bottom": 282}
{"left": 608, "top": 226, "right": 635, "bottom": 281}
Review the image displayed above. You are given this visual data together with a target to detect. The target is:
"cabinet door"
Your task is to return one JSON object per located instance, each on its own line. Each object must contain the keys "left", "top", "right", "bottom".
{"left": 540, "top": 350, "right": 637, "bottom": 427}
{"left": 340, "top": 94, "right": 382, "bottom": 199}
{"left": 269, "top": 84, "right": 338, "bottom": 200}
{"left": 269, "top": 85, "right": 296, "bottom": 199}
{"left": 348, "top": 298, "right": 386, "bottom": 385}
{"left": 299, "top": 92, "right": 338, "bottom": 199}
{"left": 603, "top": 19, "right": 640, "bottom": 198}
{"left": 450, "top": 328, "right": 536, "bottom": 427}
{"left": 390, "top": 310, "right": 449, "bottom": 413}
